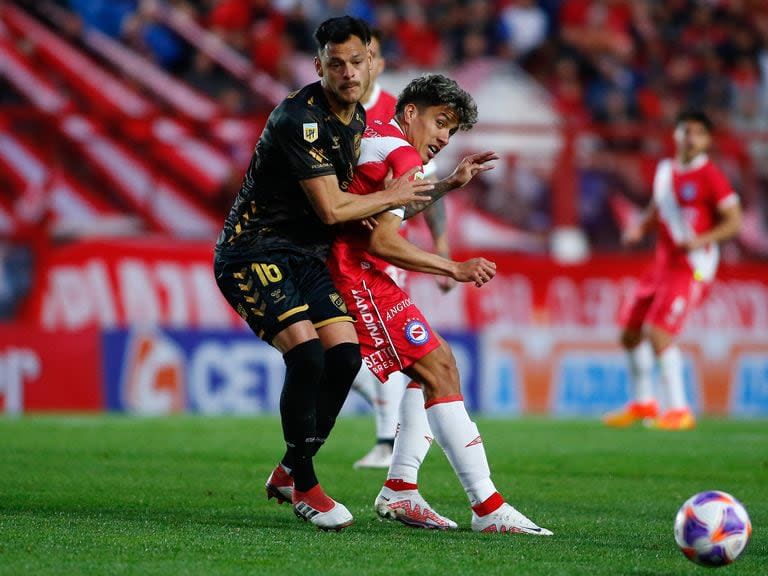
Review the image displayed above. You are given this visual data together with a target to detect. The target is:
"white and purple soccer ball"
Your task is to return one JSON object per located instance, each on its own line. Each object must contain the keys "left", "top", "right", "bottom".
{"left": 674, "top": 490, "right": 752, "bottom": 567}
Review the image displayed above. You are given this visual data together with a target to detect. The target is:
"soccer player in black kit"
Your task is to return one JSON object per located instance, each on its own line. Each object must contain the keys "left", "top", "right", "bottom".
{"left": 214, "top": 17, "right": 431, "bottom": 531}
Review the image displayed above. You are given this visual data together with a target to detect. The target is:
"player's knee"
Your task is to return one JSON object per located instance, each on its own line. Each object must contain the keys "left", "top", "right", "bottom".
{"left": 325, "top": 342, "right": 362, "bottom": 384}
{"left": 424, "top": 343, "right": 460, "bottom": 396}
{"left": 620, "top": 329, "right": 643, "bottom": 350}
{"left": 283, "top": 338, "right": 326, "bottom": 381}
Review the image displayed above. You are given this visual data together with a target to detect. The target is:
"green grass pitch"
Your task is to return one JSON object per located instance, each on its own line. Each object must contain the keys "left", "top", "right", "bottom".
{"left": 0, "top": 416, "right": 765, "bottom": 575}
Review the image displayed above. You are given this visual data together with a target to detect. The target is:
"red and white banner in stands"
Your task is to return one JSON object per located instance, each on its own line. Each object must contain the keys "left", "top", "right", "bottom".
{"left": 25, "top": 239, "right": 768, "bottom": 333}
{"left": 0, "top": 325, "right": 102, "bottom": 413}
{"left": 23, "top": 239, "right": 243, "bottom": 331}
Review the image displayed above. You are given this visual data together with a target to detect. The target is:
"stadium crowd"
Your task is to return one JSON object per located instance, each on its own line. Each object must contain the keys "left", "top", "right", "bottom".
{"left": 56, "top": 1, "right": 768, "bottom": 127}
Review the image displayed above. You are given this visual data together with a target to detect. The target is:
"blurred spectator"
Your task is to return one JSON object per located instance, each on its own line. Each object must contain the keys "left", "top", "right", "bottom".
{"left": 500, "top": 0, "right": 549, "bottom": 62}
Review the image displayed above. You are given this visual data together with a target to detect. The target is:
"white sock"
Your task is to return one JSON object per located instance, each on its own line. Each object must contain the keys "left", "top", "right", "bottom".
{"left": 426, "top": 397, "right": 496, "bottom": 507}
{"left": 350, "top": 364, "right": 377, "bottom": 408}
{"left": 659, "top": 345, "right": 687, "bottom": 410}
{"left": 375, "top": 371, "right": 408, "bottom": 441}
{"left": 627, "top": 340, "right": 656, "bottom": 404}
{"left": 387, "top": 384, "right": 432, "bottom": 485}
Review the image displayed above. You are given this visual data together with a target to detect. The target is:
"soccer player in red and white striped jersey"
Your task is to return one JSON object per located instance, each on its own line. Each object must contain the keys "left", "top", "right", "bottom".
{"left": 604, "top": 110, "right": 742, "bottom": 430}
{"left": 328, "top": 75, "right": 552, "bottom": 534}
{"left": 351, "top": 29, "right": 455, "bottom": 471}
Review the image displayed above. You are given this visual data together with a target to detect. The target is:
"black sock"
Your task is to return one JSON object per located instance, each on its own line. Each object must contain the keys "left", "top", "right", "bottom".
{"left": 280, "top": 339, "right": 325, "bottom": 491}
{"left": 311, "top": 342, "right": 362, "bottom": 456}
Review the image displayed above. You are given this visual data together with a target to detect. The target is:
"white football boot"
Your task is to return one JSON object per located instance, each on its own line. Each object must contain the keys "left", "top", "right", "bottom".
{"left": 353, "top": 443, "right": 393, "bottom": 469}
{"left": 471, "top": 502, "right": 553, "bottom": 535}
{"left": 293, "top": 486, "right": 354, "bottom": 532}
{"left": 374, "top": 485, "right": 457, "bottom": 530}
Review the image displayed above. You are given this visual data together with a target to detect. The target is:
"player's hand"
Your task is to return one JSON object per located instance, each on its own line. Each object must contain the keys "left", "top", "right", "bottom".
{"left": 383, "top": 167, "right": 433, "bottom": 208}
{"left": 361, "top": 216, "right": 379, "bottom": 231}
{"left": 436, "top": 276, "right": 457, "bottom": 293}
{"left": 452, "top": 257, "right": 496, "bottom": 287}
{"left": 679, "top": 235, "right": 704, "bottom": 251}
{"left": 448, "top": 151, "right": 498, "bottom": 189}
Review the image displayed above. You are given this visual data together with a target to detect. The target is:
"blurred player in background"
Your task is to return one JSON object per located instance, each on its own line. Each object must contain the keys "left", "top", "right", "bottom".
{"left": 351, "top": 30, "right": 456, "bottom": 469}
{"left": 333, "top": 75, "right": 552, "bottom": 534}
{"left": 214, "top": 16, "right": 431, "bottom": 531}
{"left": 604, "top": 110, "right": 742, "bottom": 431}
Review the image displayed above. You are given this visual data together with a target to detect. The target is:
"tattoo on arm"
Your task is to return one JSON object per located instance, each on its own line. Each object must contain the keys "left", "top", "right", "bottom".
{"left": 404, "top": 178, "right": 454, "bottom": 219}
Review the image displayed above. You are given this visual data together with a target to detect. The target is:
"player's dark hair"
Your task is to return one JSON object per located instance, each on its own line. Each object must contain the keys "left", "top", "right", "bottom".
{"left": 675, "top": 109, "right": 714, "bottom": 133}
{"left": 395, "top": 74, "right": 478, "bottom": 132}
{"left": 369, "top": 28, "right": 383, "bottom": 44}
{"left": 314, "top": 16, "right": 371, "bottom": 52}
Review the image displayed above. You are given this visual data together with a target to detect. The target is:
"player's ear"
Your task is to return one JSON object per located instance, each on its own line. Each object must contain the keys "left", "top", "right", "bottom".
{"left": 405, "top": 103, "right": 417, "bottom": 122}
{"left": 314, "top": 56, "right": 323, "bottom": 78}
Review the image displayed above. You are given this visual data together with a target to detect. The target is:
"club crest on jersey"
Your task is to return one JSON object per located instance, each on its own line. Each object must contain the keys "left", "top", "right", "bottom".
{"left": 329, "top": 292, "right": 347, "bottom": 314}
{"left": 681, "top": 182, "right": 697, "bottom": 200}
{"left": 404, "top": 319, "right": 430, "bottom": 345}
{"left": 303, "top": 122, "right": 318, "bottom": 143}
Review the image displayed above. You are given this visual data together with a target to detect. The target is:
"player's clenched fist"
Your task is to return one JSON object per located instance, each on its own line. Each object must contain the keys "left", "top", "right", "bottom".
{"left": 451, "top": 258, "right": 497, "bottom": 287}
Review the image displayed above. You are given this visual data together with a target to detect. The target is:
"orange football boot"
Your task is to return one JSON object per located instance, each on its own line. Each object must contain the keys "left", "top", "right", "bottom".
{"left": 602, "top": 400, "right": 659, "bottom": 427}
{"left": 649, "top": 408, "right": 696, "bottom": 430}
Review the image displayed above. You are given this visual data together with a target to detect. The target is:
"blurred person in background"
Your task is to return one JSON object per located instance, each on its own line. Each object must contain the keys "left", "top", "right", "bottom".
{"left": 603, "top": 110, "right": 742, "bottom": 431}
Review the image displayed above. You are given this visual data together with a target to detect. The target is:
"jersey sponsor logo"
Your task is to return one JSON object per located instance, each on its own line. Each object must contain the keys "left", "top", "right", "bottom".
{"left": 303, "top": 122, "right": 318, "bottom": 143}
{"left": 363, "top": 347, "right": 398, "bottom": 375}
{"left": 681, "top": 182, "right": 697, "bottom": 200}
{"left": 351, "top": 290, "right": 385, "bottom": 347}
{"left": 329, "top": 292, "right": 348, "bottom": 314}
{"left": 385, "top": 298, "right": 412, "bottom": 321}
{"left": 404, "top": 319, "right": 430, "bottom": 345}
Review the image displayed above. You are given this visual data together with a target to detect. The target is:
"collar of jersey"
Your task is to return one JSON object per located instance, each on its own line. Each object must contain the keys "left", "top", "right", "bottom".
{"left": 674, "top": 153, "right": 708, "bottom": 173}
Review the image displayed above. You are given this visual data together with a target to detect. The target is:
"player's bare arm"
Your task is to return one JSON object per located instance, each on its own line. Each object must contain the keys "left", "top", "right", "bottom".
{"left": 622, "top": 203, "right": 659, "bottom": 246}
{"left": 404, "top": 151, "right": 498, "bottom": 219}
{"left": 423, "top": 199, "right": 456, "bottom": 293}
{"left": 368, "top": 212, "right": 496, "bottom": 287}
{"left": 301, "top": 167, "right": 433, "bottom": 225}
{"left": 680, "top": 200, "right": 742, "bottom": 251}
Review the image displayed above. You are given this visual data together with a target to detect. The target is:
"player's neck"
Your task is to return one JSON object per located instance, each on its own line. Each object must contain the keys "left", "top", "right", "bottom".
{"left": 361, "top": 82, "right": 380, "bottom": 109}
{"left": 675, "top": 152, "right": 708, "bottom": 170}
{"left": 324, "top": 90, "right": 357, "bottom": 124}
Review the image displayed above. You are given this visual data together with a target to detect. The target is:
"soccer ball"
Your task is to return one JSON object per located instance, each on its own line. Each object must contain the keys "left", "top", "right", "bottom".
{"left": 674, "top": 491, "right": 752, "bottom": 567}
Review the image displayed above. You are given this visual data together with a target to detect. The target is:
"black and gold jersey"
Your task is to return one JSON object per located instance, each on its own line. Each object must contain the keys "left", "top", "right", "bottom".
{"left": 215, "top": 81, "right": 365, "bottom": 262}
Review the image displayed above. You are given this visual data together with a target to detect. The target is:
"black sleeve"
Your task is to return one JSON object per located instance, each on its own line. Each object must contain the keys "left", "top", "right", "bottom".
{"left": 274, "top": 106, "right": 336, "bottom": 181}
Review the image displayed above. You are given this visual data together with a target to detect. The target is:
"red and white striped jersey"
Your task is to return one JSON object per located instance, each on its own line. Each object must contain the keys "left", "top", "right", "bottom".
{"left": 362, "top": 83, "right": 397, "bottom": 127}
{"left": 328, "top": 119, "right": 423, "bottom": 287}
{"left": 652, "top": 154, "right": 738, "bottom": 281}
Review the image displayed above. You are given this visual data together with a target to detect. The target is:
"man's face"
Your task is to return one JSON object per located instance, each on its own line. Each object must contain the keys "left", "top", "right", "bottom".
{"left": 403, "top": 103, "right": 460, "bottom": 163}
{"left": 315, "top": 35, "right": 371, "bottom": 106}
{"left": 368, "top": 37, "right": 385, "bottom": 82}
{"left": 674, "top": 120, "right": 711, "bottom": 162}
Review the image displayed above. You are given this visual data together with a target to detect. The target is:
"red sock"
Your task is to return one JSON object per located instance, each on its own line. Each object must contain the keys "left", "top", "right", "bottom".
{"left": 471, "top": 492, "right": 505, "bottom": 517}
{"left": 384, "top": 479, "right": 419, "bottom": 492}
{"left": 292, "top": 484, "right": 334, "bottom": 512}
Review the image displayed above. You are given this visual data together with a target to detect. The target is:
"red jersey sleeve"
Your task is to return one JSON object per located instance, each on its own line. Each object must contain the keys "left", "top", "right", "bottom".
{"left": 707, "top": 163, "right": 737, "bottom": 207}
{"left": 387, "top": 145, "right": 423, "bottom": 180}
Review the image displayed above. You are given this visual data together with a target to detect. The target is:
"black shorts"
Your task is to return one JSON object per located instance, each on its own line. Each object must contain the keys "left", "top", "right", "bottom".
{"left": 214, "top": 251, "right": 353, "bottom": 343}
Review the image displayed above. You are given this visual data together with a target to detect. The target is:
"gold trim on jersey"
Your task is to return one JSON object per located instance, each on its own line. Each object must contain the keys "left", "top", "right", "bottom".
{"left": 313, "top": 316, "right": 354, "bottom": 329}
{"left": 277, "top": 304, "right": 309, "bottom": 322}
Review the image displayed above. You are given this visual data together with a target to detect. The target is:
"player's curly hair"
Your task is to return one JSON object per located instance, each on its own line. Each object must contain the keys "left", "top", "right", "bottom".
{"left": 395, "top": 74, "right": 478, "bottom": 132}
{"left": 314, "top": 16, "right": 371, "bottom": 51}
